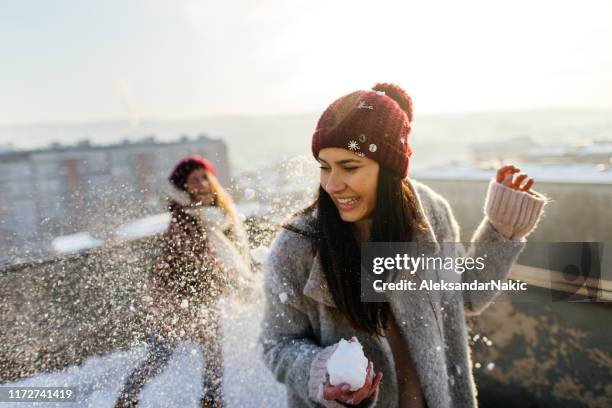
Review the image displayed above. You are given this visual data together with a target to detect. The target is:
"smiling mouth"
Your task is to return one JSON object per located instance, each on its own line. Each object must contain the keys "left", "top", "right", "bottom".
{"left": 335, "top": 196, "right": 360, "bottom": 210}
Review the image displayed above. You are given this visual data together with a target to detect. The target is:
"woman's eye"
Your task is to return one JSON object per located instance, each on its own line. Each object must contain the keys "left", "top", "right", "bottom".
{"left": 344, "top": 167, "right": 359, "bottom": 172}
{"left": 319, "top": 166, "right": 330, "bottom": 171}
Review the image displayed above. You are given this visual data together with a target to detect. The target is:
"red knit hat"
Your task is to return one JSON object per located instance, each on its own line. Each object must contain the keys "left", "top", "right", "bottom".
{"left": 311, "top": 83, "right": 413, "bottom": 178}
{"left": 169, "top": 155, "right": 217, "bottom": 190}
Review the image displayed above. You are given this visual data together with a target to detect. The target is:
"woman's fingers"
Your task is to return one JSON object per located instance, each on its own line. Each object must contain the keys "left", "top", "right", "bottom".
{"left": 323, "top": 382, "right": 350, "bottom": 401}
{"left": 367, "top": 371, "right": 384, "bottom": 398}
{"left": 502, "top": 168, "right": 520, "bottom": 187}
{"left": 350, "top": 372, "right": 383, "bottom": 405}
{"left": 502, "top": 171, "right": 515, "bottom": 187}
{"left": 497, "top": 165, "right": 538, "bottom": 193}
{"left": 521, "top": 178, "right": 535, "bottom": 192}
{"left": 324, "top": 361, "right": 382, "bottom": 405}
{"left": 496, "top": 166, "right": 510, "bottom": 183}
{"left": 496, "top": 165, "right": 519, "bottom": 183}
{"left": 513, "top": 173, "right": 528, "bottom": 189}
{"left": 503, "top": 171, "right": 536, "bottom": 192}
{"left": 346, "top": 362, "right": 378, "bottom": 405}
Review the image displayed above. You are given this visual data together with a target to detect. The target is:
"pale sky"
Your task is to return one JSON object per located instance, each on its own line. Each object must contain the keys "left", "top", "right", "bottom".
{"left": 1, "top": 0, "right": 611, "bottom": 124}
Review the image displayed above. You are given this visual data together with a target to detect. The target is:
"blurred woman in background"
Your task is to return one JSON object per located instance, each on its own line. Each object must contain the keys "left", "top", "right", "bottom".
{"left": 116, "top": 155, "right": 251, "bottom": 408}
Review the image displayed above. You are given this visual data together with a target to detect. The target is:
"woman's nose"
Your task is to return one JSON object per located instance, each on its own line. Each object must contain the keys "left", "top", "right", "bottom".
{"left": 325, "top": 172, "right": 345, "bottom": 193}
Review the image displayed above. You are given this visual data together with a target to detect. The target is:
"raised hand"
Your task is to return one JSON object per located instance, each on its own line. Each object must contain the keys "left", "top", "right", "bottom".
{"left": 496, "top": 165, "right": 535, "bottom": 193}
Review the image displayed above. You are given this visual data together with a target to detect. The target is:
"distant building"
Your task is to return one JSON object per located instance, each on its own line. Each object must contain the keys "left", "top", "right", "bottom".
{"left": 471, "top": 137, "right": 612, "bottom": 165}
{"left": 0, "top": 135, "right": 230, "bottom": 259}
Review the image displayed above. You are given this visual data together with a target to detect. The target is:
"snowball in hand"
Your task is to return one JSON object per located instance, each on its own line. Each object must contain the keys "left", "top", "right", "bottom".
{"left": 326, "top": 338, "right": 369, "bottom": 391}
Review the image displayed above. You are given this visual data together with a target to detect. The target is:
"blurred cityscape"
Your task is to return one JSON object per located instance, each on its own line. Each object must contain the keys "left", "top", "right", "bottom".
{"left": 0, "top": 135, "right": 229, "bottom": 262}
{"left": 1, "top": 118, "right": 611, "bottom": 407}
{"left": 2, "top": 125, "right": 612, "bottom": 265}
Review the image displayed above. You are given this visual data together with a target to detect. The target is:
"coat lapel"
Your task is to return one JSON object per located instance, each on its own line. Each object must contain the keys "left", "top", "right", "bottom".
{"left": 303, "top": 252, "right": 336, "bottom": 308}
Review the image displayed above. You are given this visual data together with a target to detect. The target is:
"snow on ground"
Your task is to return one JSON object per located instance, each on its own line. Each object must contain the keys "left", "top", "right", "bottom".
{"left": 114, "top": 213, "right": 172, "bottom": 241}
{"left": 51, "top": 232, "right": 103, "bottom": 254}
{"left": 0, "top": 286, "right": 287, "bottom": 408}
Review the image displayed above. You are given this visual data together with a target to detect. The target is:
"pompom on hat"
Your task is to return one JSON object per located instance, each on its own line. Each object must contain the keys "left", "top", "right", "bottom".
{"left": 169, "top": 155, "right": 217, "bottom": 190}
{"left": 311, "top": 83, "right": 413, "bottom": 178}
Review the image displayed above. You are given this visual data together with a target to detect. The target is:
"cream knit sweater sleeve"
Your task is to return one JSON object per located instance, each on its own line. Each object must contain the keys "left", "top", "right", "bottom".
{"left": 433, "top": 179, "right": 548, "bottom": 316}
{"left": 484, "top": 179, "right": 548, "bottom": 240}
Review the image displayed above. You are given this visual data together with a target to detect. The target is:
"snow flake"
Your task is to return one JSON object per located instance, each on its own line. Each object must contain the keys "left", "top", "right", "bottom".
{"left": 180, "top": 299, "right": 189, "bottom": 309}
{"left": 348, "top": 140, "right": 360, "bottom": 151}
{"left": 369, "top": 144, "right": 377, "bottom": 152}
{"left": 358, "top": 134, "right": 367, "bottom": 143}
{"left": 357, "top": 101, "right": 374, "bottom": 110}
{"left": 278, "top": 292, "right": 288, "bottom": 303}
{"left": 251, "top": 245, "right": 270, "bottom": 264}
{"left": 244, "top": 188, "right": 256, "bottom": 200}
{"left": 355, "top": 152, "right": 365, "bottom": 157}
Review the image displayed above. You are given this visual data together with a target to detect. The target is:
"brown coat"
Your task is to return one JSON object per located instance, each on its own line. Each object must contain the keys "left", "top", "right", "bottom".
{"left": 146, "top": 196, "right": 250, "bottom": 342}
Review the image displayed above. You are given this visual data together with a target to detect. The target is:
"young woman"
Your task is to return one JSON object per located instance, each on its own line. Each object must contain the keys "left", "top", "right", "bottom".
{"left": 260, "top": 84, "right": 547, "bottom": 407}
{"left": 116, "top": 156, "right": 251, "bottom": 408}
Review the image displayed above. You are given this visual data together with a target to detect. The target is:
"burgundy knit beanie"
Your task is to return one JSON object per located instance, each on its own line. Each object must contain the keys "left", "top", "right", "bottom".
{"left": 311, "top": 83, "right": 413, "bottom": 178}
{"left": 169, "top": 155, "right": 217, "bottom": 190}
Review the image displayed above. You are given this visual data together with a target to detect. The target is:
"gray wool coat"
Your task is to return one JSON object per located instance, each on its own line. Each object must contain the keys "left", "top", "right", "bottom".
{"left": 260, "top": 179, "right": 528, "bottom": 408}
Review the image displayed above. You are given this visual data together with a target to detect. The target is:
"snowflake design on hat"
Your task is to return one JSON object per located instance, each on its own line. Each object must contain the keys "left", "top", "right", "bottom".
{"left": 357, "top": 101, "right": 374, "bottom": 110}
{"left": 348, "top": 140, "right": 359, "bottom": 151}
{"left": 356, "top": 152, "right": 365, "bottom": 157}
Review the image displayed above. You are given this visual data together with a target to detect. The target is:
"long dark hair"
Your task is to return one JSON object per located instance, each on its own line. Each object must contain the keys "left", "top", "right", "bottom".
{"left": 302, "top": 166, "right": 427, "bottom": 336}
